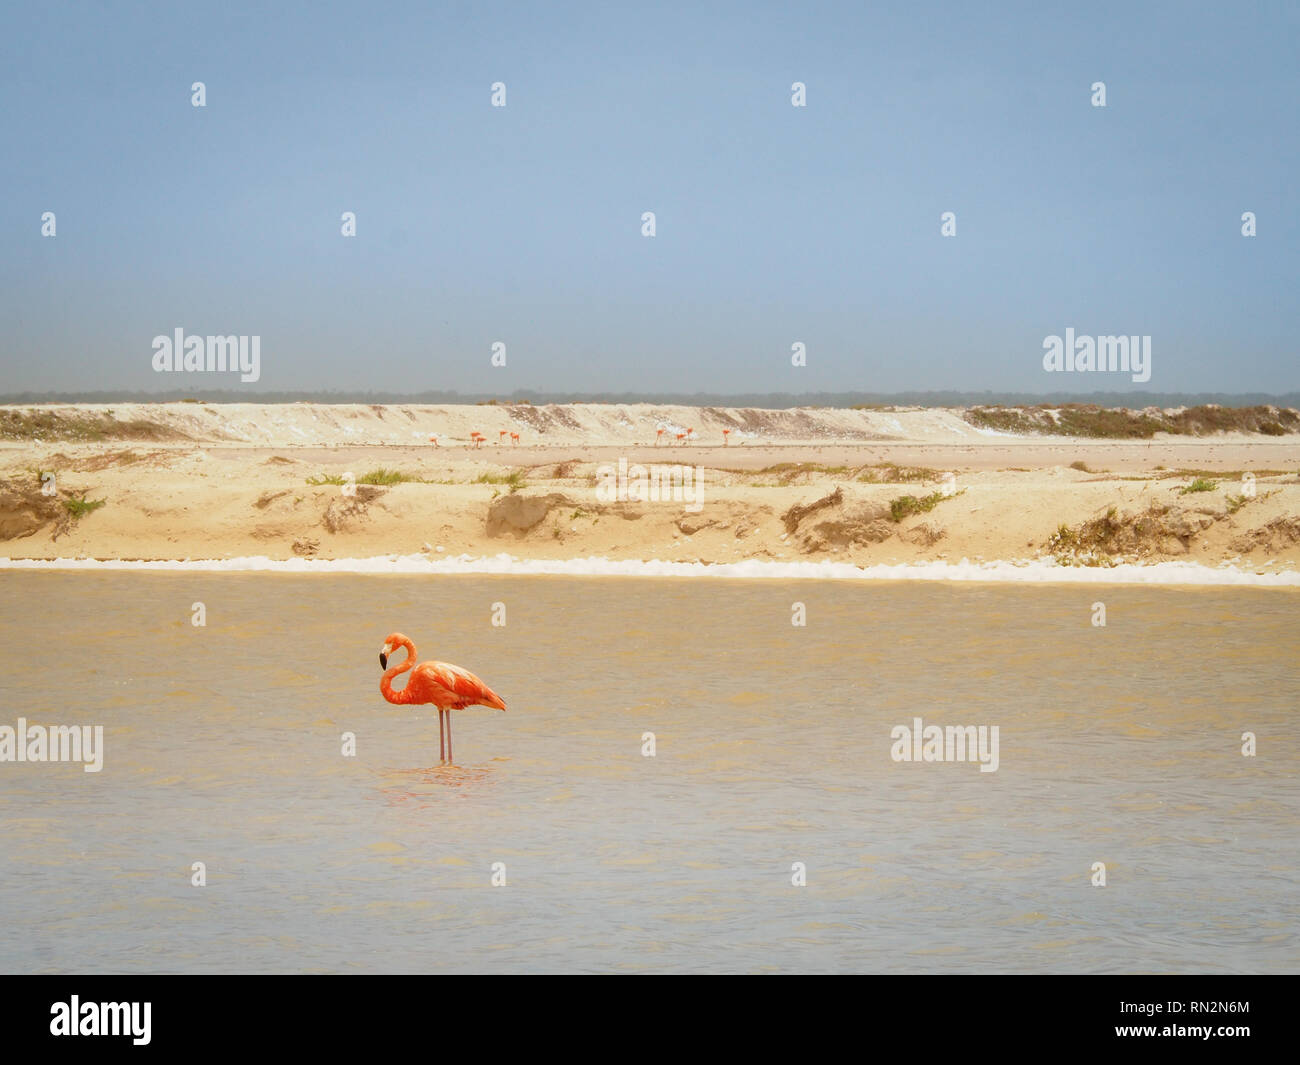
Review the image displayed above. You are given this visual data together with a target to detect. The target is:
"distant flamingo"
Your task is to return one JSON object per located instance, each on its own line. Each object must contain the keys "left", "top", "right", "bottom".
{"left": 655, "top": 428, "right": 665, "bottom": 446}
{"left": 675, "top": 432, "right": 687, "bottom": 445}
{"left": 509, "top": 431, "right": 520, "bottom": 445}
{"left": 379, "top": 632, "right": 506, "bottom": 763}
{"left": 722, "top": 429, "right": 731, "bottom": 445}
{"left": 499, "top": 430, "right": 508, "bottom": 443}
{"left": 470, "top": 432, "right": 484, "bottom": 448}
{"left": 428, "top": 433, "right": 439, "bottom": 446}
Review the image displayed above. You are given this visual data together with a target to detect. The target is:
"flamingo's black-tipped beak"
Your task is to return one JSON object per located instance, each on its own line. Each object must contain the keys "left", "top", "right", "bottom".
{"left": 379, "top": 652, "right": 387, "bottom": 669}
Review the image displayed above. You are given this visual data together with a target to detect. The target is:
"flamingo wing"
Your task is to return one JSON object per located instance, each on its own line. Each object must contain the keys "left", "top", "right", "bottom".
{"left": 413, "top": 660, "right": 507, "bottom": 710}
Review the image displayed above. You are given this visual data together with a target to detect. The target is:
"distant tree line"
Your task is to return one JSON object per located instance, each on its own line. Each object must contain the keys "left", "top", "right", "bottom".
{"left": 2, "top": 389, "right": 1297, "bottom": 410}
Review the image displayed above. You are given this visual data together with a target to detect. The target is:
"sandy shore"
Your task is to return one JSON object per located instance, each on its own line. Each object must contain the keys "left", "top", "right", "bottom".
{"left": 2, "top": 403, "right": 1298, "bottom": 573}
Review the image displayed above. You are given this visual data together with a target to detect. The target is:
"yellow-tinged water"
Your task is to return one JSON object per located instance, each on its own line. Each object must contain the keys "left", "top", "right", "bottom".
{"left": 0, "top": 572, "right": 1297, "bottom": 973}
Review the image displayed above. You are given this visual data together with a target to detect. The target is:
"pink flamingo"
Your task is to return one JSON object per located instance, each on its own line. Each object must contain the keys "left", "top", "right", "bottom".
{"left": 379, "top": 633, "right": 506, "bottom": 763}
{"left": 675, "top": 432, "right": 687, "bottom": 445}
{"left": 655, "top": 429, "right": 664, "bottom": 446}
{"left": 499, "top": 430, "right": 508, "bottom": 443}
{"left": 470, "top": 432, "right": 484, "bottom": 448}
{"left": 428, "top": 433, "right": 439, "bottom": 447}
{"left": 509, "top": 431, "right": 520, "bottom": 445}
{"left": 722, "top": 429, "right": 731, "bottom": 445}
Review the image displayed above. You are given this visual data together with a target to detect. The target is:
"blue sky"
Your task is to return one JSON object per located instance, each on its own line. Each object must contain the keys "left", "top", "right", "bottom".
{"left": 2, "top": 1, "right": 1297, "bottom": 395}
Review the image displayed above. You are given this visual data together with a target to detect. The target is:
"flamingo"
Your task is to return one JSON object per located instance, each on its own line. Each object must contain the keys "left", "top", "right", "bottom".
{"left": 655, "top": 428, "right": 664, "bottom": 446}
{"left": 428, "top": 433, "right": 439, "bottom": 446}
{"left": 509, "top": 431, "right": 520, "bottom": 445}
{"left": 379, "top": 632, "right": 506, "bottom": 763}
{"left": 499, "top": 430, "right": 508, "bottom": 443}
{"left": 722, "top": 429, "right": 731, "bottom": 445}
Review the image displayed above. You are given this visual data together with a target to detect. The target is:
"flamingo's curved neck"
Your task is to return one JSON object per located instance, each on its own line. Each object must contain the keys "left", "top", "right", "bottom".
{"left": 380, "top": 638, "right": 417, "bottom": 704}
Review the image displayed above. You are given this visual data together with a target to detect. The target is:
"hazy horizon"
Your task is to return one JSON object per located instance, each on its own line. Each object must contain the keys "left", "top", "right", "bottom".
{"left": 3, "top": 388, "right": 1300, "bottom": 411}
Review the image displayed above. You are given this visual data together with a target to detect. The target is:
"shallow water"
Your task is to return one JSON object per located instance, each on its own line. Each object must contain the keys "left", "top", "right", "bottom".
{"left": 0, "top": 572, "right": 1297, "bottom": 973}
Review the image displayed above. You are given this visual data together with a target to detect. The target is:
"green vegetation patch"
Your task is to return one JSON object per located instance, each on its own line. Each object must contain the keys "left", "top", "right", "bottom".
{"left": 307, "top": 467, "right": 416, "bottom": 486}
{"left": 63, "top": 496, "right": 106, "bottom": 519}
{"left": 888, "top": 490, "right": 959, "bottom": 522}
{"left": 964, "top": 404, "right": 1300, "bottom": 439}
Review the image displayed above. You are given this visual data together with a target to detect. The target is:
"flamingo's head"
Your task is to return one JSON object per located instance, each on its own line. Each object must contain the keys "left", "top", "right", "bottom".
{"left": 379, "top": 632, "right": 408, "bottom": 669}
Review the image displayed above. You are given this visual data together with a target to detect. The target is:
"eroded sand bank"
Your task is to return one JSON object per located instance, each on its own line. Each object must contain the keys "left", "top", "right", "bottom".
{"left": 2, "top": 403, "right": 1298, "bottom": 576}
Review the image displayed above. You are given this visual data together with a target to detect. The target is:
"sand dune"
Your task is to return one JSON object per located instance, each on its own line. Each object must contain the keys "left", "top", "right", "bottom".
{"left": 1, "top": 400, "right": 1016, "bottom": 446}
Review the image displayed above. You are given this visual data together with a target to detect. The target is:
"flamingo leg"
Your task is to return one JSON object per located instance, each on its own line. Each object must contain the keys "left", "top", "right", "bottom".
{"left": 438, "top": 709, "right": 446, "bottom": 763}
{"left": 446, "top": 710, "right": 453, "bottom": 764}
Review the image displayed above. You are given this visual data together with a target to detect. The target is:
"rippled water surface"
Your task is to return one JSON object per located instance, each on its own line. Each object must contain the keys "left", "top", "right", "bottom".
{"left": 1, "top": 572, "right": 1297, "bottom": 973}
